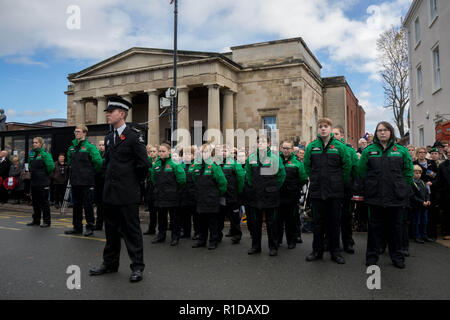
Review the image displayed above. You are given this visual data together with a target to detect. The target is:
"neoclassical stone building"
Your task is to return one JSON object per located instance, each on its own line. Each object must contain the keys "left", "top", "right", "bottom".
{"left": 66, "top": 37, "right": 362, "bottom": 146}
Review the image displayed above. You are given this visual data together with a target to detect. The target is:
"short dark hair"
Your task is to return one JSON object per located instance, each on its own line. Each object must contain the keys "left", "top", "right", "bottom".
{"left": 374, "top": 121, "right": 397, "bottom": 141}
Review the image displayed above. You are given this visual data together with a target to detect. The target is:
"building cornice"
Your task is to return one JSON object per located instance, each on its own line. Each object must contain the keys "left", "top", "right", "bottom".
{"left": 403, "top": 0, "right": 422, "bottom": 27}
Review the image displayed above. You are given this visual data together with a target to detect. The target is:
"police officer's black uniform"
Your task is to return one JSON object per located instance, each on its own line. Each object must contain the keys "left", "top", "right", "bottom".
{"left": 94, "top": 150, "right": 106, "bottom": 230}
{"left": 89, "top": 98, "right": 150, "bottom": 282}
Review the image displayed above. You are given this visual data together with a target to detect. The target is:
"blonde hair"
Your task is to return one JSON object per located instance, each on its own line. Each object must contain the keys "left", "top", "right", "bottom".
{"left": 413, "top": 165, "right": 423, "bottom": 173}
{"left": 415, "top": 147, "right": 426, "bottom": 157}
{"left": 76, "top": 124, "right": 88, "bottom": 133}
{"left": 317, "top": 118, "right": 333, "bottom": 127}
{"left": 33, "top": 137, "right": 44, "bottom": 146}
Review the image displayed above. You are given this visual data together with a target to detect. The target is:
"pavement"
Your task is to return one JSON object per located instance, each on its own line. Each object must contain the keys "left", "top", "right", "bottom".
{"left": 1, "top": 205, "right": 450, "bottom": 300}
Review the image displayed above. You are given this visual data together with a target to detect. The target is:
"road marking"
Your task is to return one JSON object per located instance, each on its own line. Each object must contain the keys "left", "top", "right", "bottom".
{"left": 58, "top": 234, "right": 106, "bottom": 242}
{"left": 0, "top": 226, "right": 22, "bottom": 231}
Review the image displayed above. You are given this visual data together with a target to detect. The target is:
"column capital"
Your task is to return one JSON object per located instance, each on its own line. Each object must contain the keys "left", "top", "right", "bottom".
{"left": 177, "top": 85, "right": 190, "bottom": 92}
{"left": 144, "top": 88, "right": 160, "bottom": 94}
{"left": 222, "top": 88, "right": 237, "bottom": 95}
{"left": 205, "top": 83, "right": 220, "bottom": 90}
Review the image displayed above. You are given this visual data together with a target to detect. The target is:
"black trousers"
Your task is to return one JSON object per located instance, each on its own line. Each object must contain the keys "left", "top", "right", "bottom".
{"left": 198, "top": 211, "right": 219, "bottom": 245}
{"left": 103, "top": 204, "right": 144, "bottom": 272}
{"left": 341, "top": 197, "right": 355, "bottom": 247}
{"left": 54, "top": 184, "right": 66, "bottom": 206}
{"left": 278, "top": 202, "right": 298, "bottom": 245}
{"left": 95, "top": 183, "right": 104, "bottom": 229}
{"left": 248, "top": 207, "right": 278, "bottom": 250}
{"left": 157, "top": 207, "right": 180, "bottom": 241}
{"left": 146, "top": 205, "right": 157, "bottom": 232}
{"left": 401, "top": 207, "right": 410, "bottom": 250}
{"left": 180, "top": 205, "right": 199, "bottom": 237}
{"left": 427, "top": 204, "right": 439, "bottom": 238}
{"left": 218, "top": 204, "right": 242, "bottom": 240}
{"left": 366, "top": 205, "right": 404, "bottom": 264}
{"left": 72, "top": 185, "right": 95, "bottom": 231}
{"left": 311, "top": 199, "right": 342, "bottom": 256}
{"left": 0, "top": 184, "right": 8, "bottom": 203}
{"left": 31, "top": 186, "right": 51, "bottom": 225}
{"left": 441, "top": 204, "right": 450, "bottom": 236}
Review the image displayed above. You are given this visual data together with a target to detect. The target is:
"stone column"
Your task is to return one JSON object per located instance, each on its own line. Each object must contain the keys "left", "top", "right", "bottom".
{"left": 146, "top": 89, "right": 160, "bottom": 145}
{"left": 96, "top": 96, "right": 107, "bottom": 124}
{"left": 73, "top": 99, "right": 85, "bottom": 125}
{"left": 207, "top": 84, "right": 221, "bottom": 143}
{"left": 121, "top": 93, "right": 133, "bottom": 122}
{"left": 222, "top": 89, "right": 235, "bottom": 145}
{"left": 177, "top": 86, "right": 190, "bottom": 147}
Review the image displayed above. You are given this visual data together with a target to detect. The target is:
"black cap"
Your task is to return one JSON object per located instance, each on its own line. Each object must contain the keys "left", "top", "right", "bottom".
{"left": 104, "top": 97, "right": 132, "bottom": 112}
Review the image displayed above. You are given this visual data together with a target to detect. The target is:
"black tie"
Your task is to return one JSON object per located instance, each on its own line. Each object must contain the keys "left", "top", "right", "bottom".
{"left": 115, "top": 130, "right": 119, "bottom": 145}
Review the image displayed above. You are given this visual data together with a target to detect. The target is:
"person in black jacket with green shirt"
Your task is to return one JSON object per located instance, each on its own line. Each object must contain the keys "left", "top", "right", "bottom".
{"left": 332, "top": 125, "right": 359, "bottom": 254}
{"left": 179, "top": 146, "right": 200, "bottom": 240}
{"left": 65, "top": 125, "right": 103, "bottom": 237}
{"left": 358, "top": 121, "right": 413, "bottom": 269}
{"left": 303, "top": 118, "right": 351, "bottom": 264}
{"left": 192, "top": 143, "right": 227, "bottom": 250}
{"left": 245, "top": 135, "right": 286, "bottom": 257}
{"left": 150, "top": 142, "right": 186, "bottom": 246}
{"left": 26, "top": 137, "right": 55, "bottom": 227}
{"left": 278, "top": 140, "right": 308, "bottom": 249}
{"left": 218, "top": 145, "right": 245, "bottom": 244}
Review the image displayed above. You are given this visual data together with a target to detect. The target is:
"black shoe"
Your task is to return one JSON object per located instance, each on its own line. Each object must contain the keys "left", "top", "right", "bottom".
{"left": 89, "top": 264, "right": 119, "bottom": 276}
{"left": 287, "top": 243, "right": 296, "bottom": 249}
{"left": 152, "top": 236, "right": 166, "bottom": 244}
{"left": 208, "top": 243, "right": 217, "bottom": 250}
{"left": 331, "top": 255, "right": 346, "bottom": 264}
{"left": 306, "top": 252, "right": 323, "bottom": 262}
{"left": 296, "top": 237, "right": 303, "bottom": 244}
{"left": 129, "top": 270, "right": 143, "bottom": 282}
{"left": 65, "top": 229, "right": 82, "bottom": 235}
{"left": 424, "top": 237, "right": 435, "bottom": 242}
{"left": 27, "top": 221, "right": 40, "bottom": 226}
{"left": 393, "top": 260, "right": 405, "bottom": 269}
{"left": 247, "top": 247, "right": 261, "bottom": 255}
{"left": 170, "top": 239, "right": 179, "bottom": 246}
{"left": 231, "top": 236, "right": 241, "bottom": 244}
{"left": 192, "top": 241, "right": 206, "bottom": 248}
{"left": 40, "top": 223, "right": 50, "bottom": 228}
{"left": 344, "top": 244, "right": 355, "bottom": 254}
{"left": 269, "top": 248, "right": 278, "bottom": 256}
{"left": 84, "top": 229, "right": 94, "bottom": 237}
{"left": 414, "top": 238, "right": 425, "bottom": 244}
{"left": 403, "top": 249, "right": 410, "bottom": 257}
{"left": 366, "top": 260, "right": 378, "bottom": 267}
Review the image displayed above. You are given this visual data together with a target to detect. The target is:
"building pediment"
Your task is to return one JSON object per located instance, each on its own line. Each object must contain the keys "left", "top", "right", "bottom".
{"left": 68, "top": 48, "right": 230, "bottom": 81}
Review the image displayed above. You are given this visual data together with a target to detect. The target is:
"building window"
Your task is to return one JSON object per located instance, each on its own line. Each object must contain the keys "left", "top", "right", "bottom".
{"left": 419, "top": 127, "right": 425, "bottom": 146}
{"left": 430, "top": 0, "right": 438, "bottom": 23}
{"left": 263, "top": 116, "right": 277, "bottom": 132}
{"left": 416, "top": 65, "right": 423, "bottom": 101}
{"left": 432, "top": 45, "right": 440, "bottom": 90}
{"left": 414, "top": 17, "right": 421, "bottom": 45}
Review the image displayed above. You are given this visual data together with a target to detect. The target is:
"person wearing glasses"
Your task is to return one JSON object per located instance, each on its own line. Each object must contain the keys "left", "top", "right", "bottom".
{"left": 413, "top": 146, "right": 438, "bottom": 241}
{"left": 65, "top": 125, "right": 103, "bottom": 237}
{"left": 358, "top": 121, "right": 413, "bottom": 269}
{"left": 278, "top": 140, "right": 308, "bottom": 249}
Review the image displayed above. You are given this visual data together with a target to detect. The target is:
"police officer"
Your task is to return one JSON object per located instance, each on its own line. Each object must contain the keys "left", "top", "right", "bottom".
{"left": 218, "top": 145, "right": 245, "bottom": 244}
{"left": 65, "top": 125, "right": 103, "bottom": 237}
{"left": 192, "top": 143, "right": 227, "bottom": 250}
{"left": 245, "top": 135, "right": 286, "bottom": 257}
{"left": 332, "top": 125, "right": 359, "bottom": 254}
{"left": 150, "top": 142, "right": 186, "bottom": 246}
{"left": 89, "top": 97, "right": 150, "bottom": 282}
{"left": 26, "top": 137, "right": 55, "bottom": 227}
{"left": 358, "top": 121, "right": 413, "bottom": 269}
{"left": 94, "top": 140, "right": 106, "bottom": 231}
{"left": 278, "top": 140, "right": 308, "bottom": 249}
{"left": 304, "top": 118, "right": 351, "bottom": 264}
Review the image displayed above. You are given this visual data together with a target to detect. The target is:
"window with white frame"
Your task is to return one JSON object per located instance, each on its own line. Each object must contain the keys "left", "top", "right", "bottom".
{"left": 414, "top": 17, "right": 421, "bottom": 45}
{"left": 416, "top": 65, "right": 423, "bottom": 101}
{"left": 419, "top": 127, "right": 425, "bottom": 147}
{"left": 430, "top": 0, "right": 438, "bottom": 22}
{"left": 432, "top": 44, "right": 440, "bottom": 90}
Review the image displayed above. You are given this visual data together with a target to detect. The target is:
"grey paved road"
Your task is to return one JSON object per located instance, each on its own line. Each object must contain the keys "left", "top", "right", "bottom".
{"left": 0, "top": 209, "right": 449, "bottom": 300}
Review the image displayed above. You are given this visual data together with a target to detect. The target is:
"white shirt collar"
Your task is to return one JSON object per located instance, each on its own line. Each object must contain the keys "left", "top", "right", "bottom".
{"left": 115, "top": 123, "right": 127, "bottom": 136}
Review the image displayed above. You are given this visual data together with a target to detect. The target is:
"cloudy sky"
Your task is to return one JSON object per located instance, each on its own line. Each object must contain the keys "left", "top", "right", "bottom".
{"left": 0, "top": 0, "right": 413, "bottom": 133}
